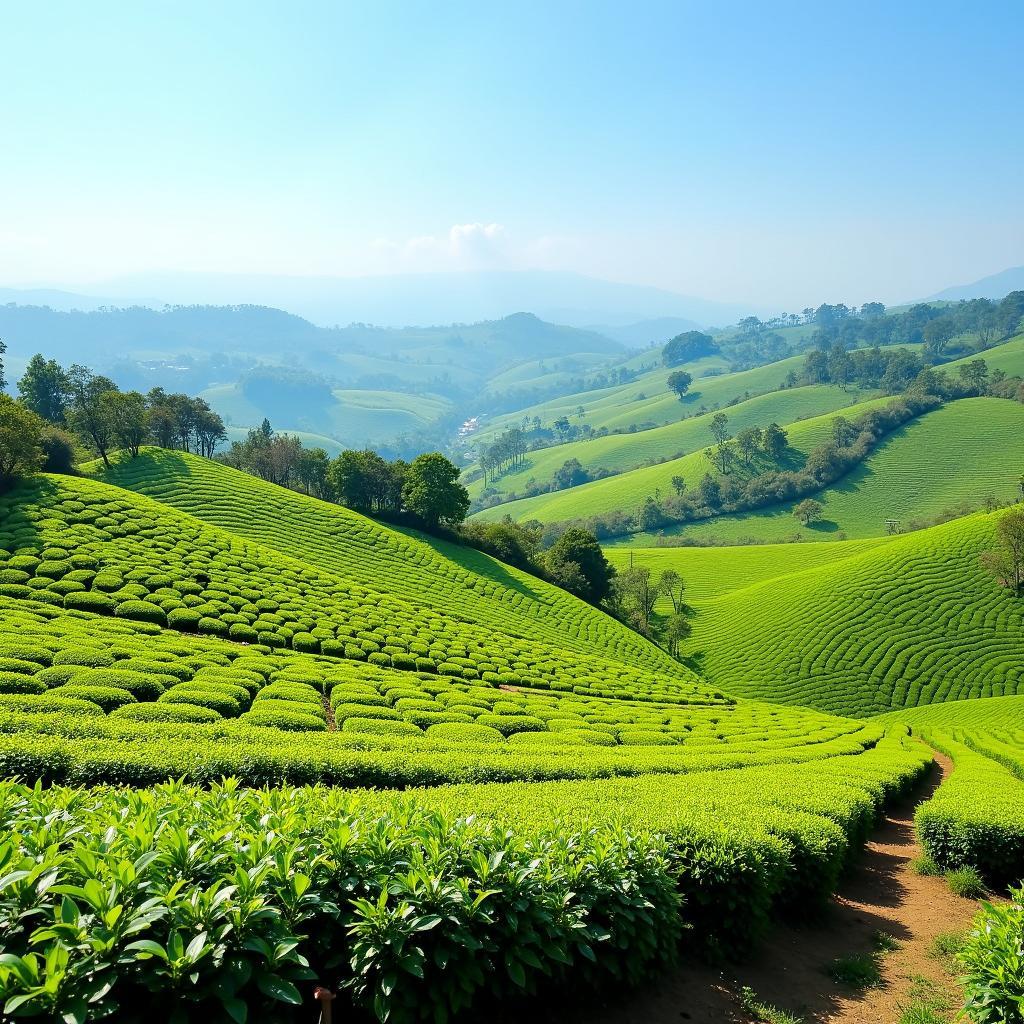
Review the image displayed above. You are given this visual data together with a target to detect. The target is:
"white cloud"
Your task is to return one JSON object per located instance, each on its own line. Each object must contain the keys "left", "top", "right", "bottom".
{"left": 373, "top": 222, "right": 512, "bottom": 271}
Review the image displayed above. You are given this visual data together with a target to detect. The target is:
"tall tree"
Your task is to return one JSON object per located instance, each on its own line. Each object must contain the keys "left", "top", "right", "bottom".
{"left": 402, "top": 452, "right": 469, "bottom": 526}
{"left": 762, "top": 422, "right": 788, "bottom": 461}
{"left": 981, "top": 509, "right": 1024, "bottom": 597}
{"left": 65, "top": 365, "right": 118, "bottom": 468}
{"left": 0, "top": 395, "right": 44, "bottom": 488}
{"left": 544, "top": 527, "right": 614, "bottom": 605}
{"left": 667, "top": 370, "right": 693, "bottom": 400}
{"left": 17, "top": 355, "right": 70, "bottom": 423}
{"left": 102, "top": 390, "right": 148, "bottom": 457}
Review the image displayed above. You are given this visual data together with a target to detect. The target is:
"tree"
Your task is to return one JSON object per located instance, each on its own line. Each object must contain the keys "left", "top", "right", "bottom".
{"left": 793, "top": 498, "right": 824, "bottom": 525}
{"left": 670, "top": 475, "right": 686, "bottom": 496}
{"left": 553, "top": 458, "right": 589, "bottom": 490}
{"left": 0, "top": 395, "right": 44, "bottom": 488}
{"left": 958, "top": 359, "right": 989, "bottom": 396}
{"left": 637, "top": 496, "right": 665, "bottom": 531}
{"left": 981, "top": 508, "right": 1024, "bottom": 597}
{"left": 544, "top": 527, "right": 614, "bottom": 605}
{"left": 667, "top": 370, "right": 693, "bottom": 400}
{"left": 65, "top": 365, "right": 118, "bottom": 468}
{"left": 662, "top": 331, "right": 716, "bottom": 367}
{"left": 658, "top": 569, "right": 688, "bottom": 614}
{"left": 402, "top": 452, "right": 470, "bottom": 526}
{"left": 102, "top": 391, "right": 148, "bottom": 457}
{"left": 613, "top": 566, "right": 659, "bottom": 635}
{"left": 663, "top": 612, "right": 693, "bottom": 657}
{"left": 0, "top": 337, "right": 5, "bottom": 390}
{"left": 17, "top": 355, "right": 70, "bottom": 423}
{"left": 295, "top": 447, "right": 333, "bottom": 499}
{"left": 696, "top": 473, "right": 721, "bottom": 509}
{"left": 553, "top": 416, "right": 572, "bottom": 440}
{"left": 329, "top": 450, "right": 374, "bottom": 509}
{"left": 710, "top": 412, "right": 730, "bottom": 445}
{"left": 735, "top": 426, "right": 762, "bottom": 467}
{"left": 762, "top": 422, "right": 788, "bottom": 461}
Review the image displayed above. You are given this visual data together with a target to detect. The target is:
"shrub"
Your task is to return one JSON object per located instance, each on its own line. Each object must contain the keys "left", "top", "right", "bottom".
{"left": 228, "top": 623, "right": 259, "bottom": 643}
{"left": 474, "top": 713, "right": 546, "bottom": 737}
{"left": 63, "top": 591, "right": 116, "bottom": 614}
{"left": 114, "top": 600, "right": 168, "bottom": 626}
{"left": 241, "top": 706, "right": 327, "bottom": 731}
{"left": 946, "top": 867, "right": 987, "bottom": 900}
{"left": 57, "top": 685, "right": 137, "bottom": 712}
{"left": 618, "top": 731, "right": 677, "bottom": 746}
{"left": 292, "top": 632, "right": 320, "bottom": 653}
{"left": 959, "top": 886, "right": 1024, "bottom": 1023}
{"left": 424, "top": 722, "right": 506, "bottom": 744}
{"left": 66, "top": 670, "right": 169, "bottom": 702}
{"left": 0, "top": 658, "right": 40, "bottom": 675}
{"left": 111, "top": 702, "right": 222, "bottom": 724}
{"left": 0, "top": 694, "right": 104, "bottom": 716}
{"left": 159, "top": 688, "right": 242, "bottom": 717}
{"left": 341, "top": 717, "right": 422, "bottom": 737}
{"left": 0, "top": 673, "right": 47, "bottom": 695}
{"left": 167, "top": 608, "right": 202, "bottom": 631}
{"left": 0, "top": 642, "right": 51, "bottom": 666}
{"left": 52, "top": 648, "right": 115, "bottom": 669}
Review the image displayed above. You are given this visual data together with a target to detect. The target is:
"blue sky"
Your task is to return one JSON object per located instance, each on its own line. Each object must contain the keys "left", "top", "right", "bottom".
{"left": 2, "top": 0, "right": 1022, "bottom": 307}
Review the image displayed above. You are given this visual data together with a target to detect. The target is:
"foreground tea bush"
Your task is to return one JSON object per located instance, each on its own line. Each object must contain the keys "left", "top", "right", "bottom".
{"left": 959, "top": 886, "right": 1024, "bottom": 1024}
{"left": 913, "top": 731, "right": 1024, "bottom": 885}
{"left": 0, "top": 781, "right": 681, "bottom": 1023}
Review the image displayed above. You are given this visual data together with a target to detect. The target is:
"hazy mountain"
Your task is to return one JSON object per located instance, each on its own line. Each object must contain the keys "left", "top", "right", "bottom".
{"left": 928, "top": 265, "right": 1024, "bottom": 302}
{"left": 0, "top": 304, "right": 621, "bottom": 389}
{"left": 96, "top": 269, "right": 756, "bottom": 330}
{"left": 586, "top": 316, "right": 702, "bottom": 348}
{"left": 0, "top": 286, "right": 162, "bottom": 311}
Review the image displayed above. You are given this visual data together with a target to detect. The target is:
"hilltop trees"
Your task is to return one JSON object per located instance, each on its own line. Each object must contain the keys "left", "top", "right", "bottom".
{"left": 0, "top": 395, "right": 44, "bottom": 489}
{"left": 17, "top": 355, "right": 69, "bottom": 423}
{"left": 662, "top": 331, "right": 717, "bottom": 367}
{"left": 667, "top": 370, "right": 693, "bottom": 400}
{"left": 66, "top": 365, "right": 119, "bottom": 467}
{"left": 402, "top": 453, "right": 470, "bottom": 527}
{"left": 545, "top": 527, "right": 614, "bottom": 604}
{"left": 981, "top": 509, "right": 1024, "bottom": 597}
{"left": 793, "top": 498, "right": 824, "bottom": 525}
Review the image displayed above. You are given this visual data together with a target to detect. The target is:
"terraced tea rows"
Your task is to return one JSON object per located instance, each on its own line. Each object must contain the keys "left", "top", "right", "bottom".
{"left": 1, "top": 468, "right": 711, "bottom": 706}
{"left": 93, "top": 450, "right": 678, "bottom": 674}
{"left": 605, "top": 537, "right": 893, "bottom": 603}
{"left": 684, "top": 511, "right": 1024, "bottom": 715}
{"left": 0, "top": 727, "right": 931, "bottom": 1021}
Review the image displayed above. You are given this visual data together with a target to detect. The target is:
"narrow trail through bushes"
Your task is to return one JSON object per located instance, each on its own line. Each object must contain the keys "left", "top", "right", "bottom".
{"left": 549, "top": 753, "right": 981, "bottom": 1024}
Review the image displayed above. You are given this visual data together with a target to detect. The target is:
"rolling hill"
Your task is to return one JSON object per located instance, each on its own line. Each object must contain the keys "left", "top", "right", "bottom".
{"left": 473, "top": 394, "right": 895, "bottom": 524}
{"left": 469, "top": 382, "right": 874, "bottom": 503}
{"left": 612, "top": 396, "right": 1024, "bottom": 544}
{"left": 676, "top": 509, "right": 1024, "bottom": 716}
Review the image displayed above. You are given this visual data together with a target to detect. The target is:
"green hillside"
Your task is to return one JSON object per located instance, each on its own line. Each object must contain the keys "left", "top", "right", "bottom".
{"left": 474, "top": 395, "right": 893, "bottom": 523}
{"left": 204, "top": 383, "right": 452, "bottom": 447}
{"left": 681, "top": 509, "right": 1024, "bottom": 716}
{"left": 468, "top": 382, "right": 872, "bottom": 502}
{"left": 605, "top": 537, "right": 894, "bottom": 603}
{"left": 471, "top": 351, "right": 808, "bottom": 445}
{"left": 618, "top": 397, "right": 1024, "bottom": 543}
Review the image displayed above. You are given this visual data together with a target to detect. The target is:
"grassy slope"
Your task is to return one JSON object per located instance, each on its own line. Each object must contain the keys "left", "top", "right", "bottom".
{"left": 468, "top": 383, "right": 872, "bottom": 501}
{"left": 618, "top": 397, "right": 1024, "bottom": 543}
{"left": 89, "top": 450, "right": 695, "bottom": 687}
{"left": 683, "top": 510, "right": 1024, "bottom": 716}
{"left": 604, "top": 537, "right": 894, "bottom": 603}
{"left": 944, "top": 333, "right": 1024, "bottom": 378}
{"left": 202, "top": 384, "right": 452, "bottom": 446}
{"left": 471, "top": 352, "right": 807, "bottom": 445}
{"left": 473, "top": 395, "right": 893, "bottom": 523}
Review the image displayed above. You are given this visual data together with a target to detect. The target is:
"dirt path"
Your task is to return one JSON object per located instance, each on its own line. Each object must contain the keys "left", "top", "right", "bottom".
{"left": 549, "top": 754, "right": 982, "bottom": 1024}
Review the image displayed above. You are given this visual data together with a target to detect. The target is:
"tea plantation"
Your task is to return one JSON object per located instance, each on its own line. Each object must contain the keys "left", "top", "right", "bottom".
{"left": 0, "top": 454, "right": 1021, "bottom": 1022}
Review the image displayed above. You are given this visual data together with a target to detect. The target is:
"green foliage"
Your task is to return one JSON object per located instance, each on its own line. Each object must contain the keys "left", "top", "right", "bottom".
{"left": 946, "top": 866, "right": 987, "bottom": 900}
{"left": 402, "top": 451, "right": 470, "bottom": 526}
{"left": 959, "top": 886, "right": 1024, "bottom": 1023}
{"left": 0, "top": 395, "right": 45, "bottom": 487}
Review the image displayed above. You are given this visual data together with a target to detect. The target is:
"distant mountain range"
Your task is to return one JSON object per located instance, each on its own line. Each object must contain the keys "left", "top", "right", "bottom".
{"left": 83, "top": 269, "right": 757, "bottom": 330}
{"left": 927, "top": 265, "right": 1024, "bottom": 302}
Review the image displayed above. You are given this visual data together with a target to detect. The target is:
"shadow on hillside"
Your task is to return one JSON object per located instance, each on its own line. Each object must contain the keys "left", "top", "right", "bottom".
{"left": 0, "top": 477, "right": 60, "bottom": 567}
{"left": 804, "top": 518, "right": 840, "bottom": 534}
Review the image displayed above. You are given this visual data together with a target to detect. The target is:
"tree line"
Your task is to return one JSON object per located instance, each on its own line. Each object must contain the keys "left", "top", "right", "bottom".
{"left": 0, "top": 351, "right": 228, "bottom": 485}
